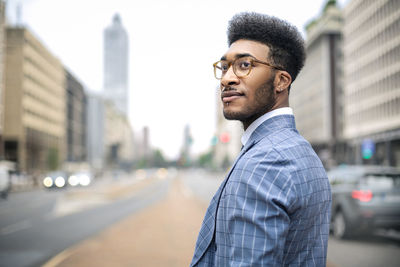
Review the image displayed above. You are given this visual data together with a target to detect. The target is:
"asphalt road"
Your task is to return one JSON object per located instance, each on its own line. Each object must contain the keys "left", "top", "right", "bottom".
{"left": 0, "top": 175, "right": 169, "bottom": 267}
{"left": 327, "top": 231, "right": 400, "bottom": 267}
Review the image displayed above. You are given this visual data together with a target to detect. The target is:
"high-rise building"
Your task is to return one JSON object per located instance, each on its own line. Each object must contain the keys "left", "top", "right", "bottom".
{"left": 136, "top": 126, "right": 150, "bottom": 160}
{"left": 290, "top": 1, "right": 344, "bottom": 167}
{"left": 86, "top": 92, "right": 105, "bottom": 171}
{"left": 103, "top": 13, "right": 129, "bottom": 116}
{"left": 65, "top": 70, "right": 87, "bottom": 163}
{"left": 179, "top": 124, "right": 193, "bottom": 166}
{"left": 0, "top": 1, "right": 5, "bottom": 158}
{"left": 104, "top": 100, "right": 134, "bottom": 168}
{"left": 343, "top": 0, "right": 400, "bottom": 166}
{"left": 4, "top": 27, "right": 66, "bottom": 173}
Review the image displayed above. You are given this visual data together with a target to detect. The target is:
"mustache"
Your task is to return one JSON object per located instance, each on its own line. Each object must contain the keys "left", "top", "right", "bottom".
{"left": 221, "top": 86, "right": 238, "bottom": 92}
{"left": 221, "top": 87, "right": 244, "bottom": 99}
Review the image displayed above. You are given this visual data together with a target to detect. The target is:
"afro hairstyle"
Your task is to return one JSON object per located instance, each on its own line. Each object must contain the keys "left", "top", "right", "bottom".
{"left": 227, "top": 12, "right": 306, "bottom": 83}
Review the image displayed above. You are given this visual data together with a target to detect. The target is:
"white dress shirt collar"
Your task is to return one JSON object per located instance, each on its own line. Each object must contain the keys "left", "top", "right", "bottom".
{"left": 241, "top": 107, "right": 293, "bottom": 146}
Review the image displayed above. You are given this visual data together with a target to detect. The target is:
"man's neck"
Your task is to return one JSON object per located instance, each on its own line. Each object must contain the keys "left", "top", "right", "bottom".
{"left": 240, "top": 107, "right": 294, "bottom": 147}
{"left": 242, "top": 105, "right": 289, "bottom": 130}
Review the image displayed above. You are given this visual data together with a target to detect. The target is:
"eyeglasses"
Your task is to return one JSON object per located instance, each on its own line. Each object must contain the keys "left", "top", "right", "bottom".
{"left": 213, "top": 56, "right": 284, "bottom": 80}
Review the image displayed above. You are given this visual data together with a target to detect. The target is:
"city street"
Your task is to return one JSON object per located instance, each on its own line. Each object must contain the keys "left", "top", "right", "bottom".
{"left": 1, "top": 1, "right": 399, "bottom": 266}
{"left": 0, "top": 172, "right": 169, "bottom": 267}
{"left": 0, "top": 169, "right": 399, "bottom": 267}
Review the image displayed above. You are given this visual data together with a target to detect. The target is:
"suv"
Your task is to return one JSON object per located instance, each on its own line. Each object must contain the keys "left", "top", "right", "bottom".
{"left": 328, "top": 165, "right": 400, "bottom": 239}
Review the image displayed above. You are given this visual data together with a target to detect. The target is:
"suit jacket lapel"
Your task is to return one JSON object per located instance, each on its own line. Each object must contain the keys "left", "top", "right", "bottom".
{"left": 190, "top": 140, "right": 255, "bottom": 266}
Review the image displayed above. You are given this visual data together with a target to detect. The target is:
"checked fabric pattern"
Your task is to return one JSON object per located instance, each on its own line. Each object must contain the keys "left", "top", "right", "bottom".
{"left": 190, "top": 115, "right": 332, "bottom": 267}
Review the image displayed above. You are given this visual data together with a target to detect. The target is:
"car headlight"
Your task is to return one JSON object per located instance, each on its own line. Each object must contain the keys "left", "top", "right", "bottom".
{"left": 55, "top": 176, "right": 66, "bottom": 188}
{"left": 79, "top": 175, "right": 91, "bottom": 186}
{"left": 157, "top": 168, "right": 168, "bottom": 179}
{"left": 68, "top": 175, "right": 79, "bottom": 186}
{"left": 43, "top": 177, "right": 53, "bottom": 188}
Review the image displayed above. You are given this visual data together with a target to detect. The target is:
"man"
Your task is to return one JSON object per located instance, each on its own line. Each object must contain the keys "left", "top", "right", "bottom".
{"left": 190, "top": 12, "right": 331, "bottom": 266}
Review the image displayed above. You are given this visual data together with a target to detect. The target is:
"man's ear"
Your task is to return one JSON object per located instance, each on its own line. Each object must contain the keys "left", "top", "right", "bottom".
{"left": 274, "top": 71, "right": 292, "bottom": 93}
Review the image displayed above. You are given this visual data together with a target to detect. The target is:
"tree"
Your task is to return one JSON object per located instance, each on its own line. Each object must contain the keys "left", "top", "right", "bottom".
{"left": 197, "top": 150, "right": 214, "bottom": 168}
{"left": 47, "top": 147, "right": 59, "bottom": 170}
{"left": 152, "top": 149, "right": 167, "bottom": 167}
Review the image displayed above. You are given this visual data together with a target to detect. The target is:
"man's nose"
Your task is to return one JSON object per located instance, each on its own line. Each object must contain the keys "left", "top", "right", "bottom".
{"left": 221, "top": 66, "right": 239, "bottom": 88}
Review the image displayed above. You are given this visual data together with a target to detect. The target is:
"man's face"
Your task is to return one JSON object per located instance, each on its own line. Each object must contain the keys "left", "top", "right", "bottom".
{"left": 220, "top": 39, "right": 277, "bottom": 127}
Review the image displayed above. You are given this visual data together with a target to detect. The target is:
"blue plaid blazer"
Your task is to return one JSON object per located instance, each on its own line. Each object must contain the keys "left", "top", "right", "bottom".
{"left": 190, "top": 115, "right": 331, "bottom": 266}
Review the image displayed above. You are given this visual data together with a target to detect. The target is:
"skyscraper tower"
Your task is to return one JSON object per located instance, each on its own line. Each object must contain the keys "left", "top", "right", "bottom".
{"left": 103, "top": 13, "right": 129, "bottom": 116}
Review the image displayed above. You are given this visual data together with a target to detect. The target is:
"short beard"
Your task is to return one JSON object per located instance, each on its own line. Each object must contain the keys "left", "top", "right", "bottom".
{"left": 223, "top": 77, "right": 276, "bottom": 124}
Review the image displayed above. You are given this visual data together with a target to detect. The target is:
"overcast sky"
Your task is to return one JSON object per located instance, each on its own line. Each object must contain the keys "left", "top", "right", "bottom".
{"left": 6, "top": 0, "right": 348, "bottom": 159}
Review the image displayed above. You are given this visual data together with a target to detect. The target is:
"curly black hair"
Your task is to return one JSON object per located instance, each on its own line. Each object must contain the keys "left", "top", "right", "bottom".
{"left": 227, "top": 12, "right": 306, "bottom": 83}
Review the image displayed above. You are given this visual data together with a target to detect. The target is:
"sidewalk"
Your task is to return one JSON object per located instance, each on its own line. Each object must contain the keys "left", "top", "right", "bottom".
{"left": 44, "top": 177, "right": 208, "bottom": 267}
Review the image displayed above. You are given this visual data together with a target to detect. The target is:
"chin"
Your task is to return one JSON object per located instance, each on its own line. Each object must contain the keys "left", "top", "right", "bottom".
{"left": 223, "top": 107, "right": 248, "bottom": 121}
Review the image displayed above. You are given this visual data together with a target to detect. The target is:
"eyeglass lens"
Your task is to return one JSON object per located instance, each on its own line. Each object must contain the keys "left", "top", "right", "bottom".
{"left": 214, "top": 57, "right": 253, "bottom": 79}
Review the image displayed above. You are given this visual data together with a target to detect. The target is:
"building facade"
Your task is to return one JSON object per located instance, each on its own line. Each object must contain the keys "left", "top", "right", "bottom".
{"left": 86, "top": 92, "right": 105, "bottom": 171}
{"left": 343, "top": 0, "right": 400, "bottom": 166}
{"left": 65, "top": 70, "right": 87, "bottom": 163}
{"left": 103, "top": 13, "right": 129, "bottom": 116}
{"left": 0, "top": 1, "right": 5, "bottom": 159}
{"left": 178, "top": 124, "right": 193, "bottom": 166}
{"left": 104, "top": 100, "right": 134, "bottom": 169}
{"left": 290, "top": 2, "right": 344, "bottom": 167}
{"left": 4, "top": 27, "right": 66, "bottom": 173}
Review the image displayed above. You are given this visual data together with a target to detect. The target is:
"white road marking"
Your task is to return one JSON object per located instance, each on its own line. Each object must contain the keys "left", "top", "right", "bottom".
{"left": 51, "top": 194, "right": 110, "bottom": 218}
{"left": 0, "top": 219, "right": 32, "bottom": 235}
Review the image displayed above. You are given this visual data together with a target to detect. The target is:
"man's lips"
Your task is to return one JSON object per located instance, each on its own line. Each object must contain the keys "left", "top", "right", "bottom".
{"left": 221, "top": 91, "right": 244, "bottom": 103}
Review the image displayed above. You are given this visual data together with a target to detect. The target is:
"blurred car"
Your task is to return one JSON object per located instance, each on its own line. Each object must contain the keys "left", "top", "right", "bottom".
{"left": 156, "top": 168, "right": 168, "bottom": 179}
{"left": 42, "top": 171, "right": 68, "bottom": 189}
{"left": 68, "top": 171, "right": 92, "bottom": 187}
{"left": 0, "top": 166, "right": 11, "bottom": 199}
{"left": 327, "top": 165, "right": 400, "bottom": 239}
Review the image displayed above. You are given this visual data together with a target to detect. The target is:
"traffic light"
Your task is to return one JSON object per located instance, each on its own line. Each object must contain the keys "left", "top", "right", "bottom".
{"left": 361, "top": 139, "right": 375, "bottom": 160}
{"left": 211, "top": 136, "right": 218, "bottom": 146}
{"left": 219, "top": 132, "right": 230, "bottom": 144}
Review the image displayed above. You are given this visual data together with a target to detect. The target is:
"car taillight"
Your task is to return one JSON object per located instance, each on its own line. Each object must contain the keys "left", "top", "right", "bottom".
{"left": 352, "top": 190, "right": 373, "bottom": 202}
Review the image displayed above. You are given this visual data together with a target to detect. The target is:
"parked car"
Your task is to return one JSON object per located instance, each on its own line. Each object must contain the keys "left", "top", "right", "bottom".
{"left": 0, "top": 166, "right": 11, "bottom": 199}
{"left": 327, "top": 165, "right": 400, "bottom": 239}
{"left": 42, "top": 171, "right": 69, "bottom": 189}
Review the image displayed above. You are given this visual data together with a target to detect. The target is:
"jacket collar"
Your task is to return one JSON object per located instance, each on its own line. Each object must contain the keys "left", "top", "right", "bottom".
{"left": 241, "top": 114, "right": 296, "bottom": 154}
{"left": 241, "top": 107, "right": 293, "bottom": 146}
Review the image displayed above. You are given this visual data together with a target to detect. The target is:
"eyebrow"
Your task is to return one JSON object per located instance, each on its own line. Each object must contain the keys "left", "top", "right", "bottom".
{"left": 220, "top": 53, "right": 254, "bottom": 61}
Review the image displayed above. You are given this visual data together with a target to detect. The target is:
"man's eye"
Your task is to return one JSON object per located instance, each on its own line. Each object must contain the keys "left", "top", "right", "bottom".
{"left": 238, "top": 60, "right": 251, "bottom": 69}
{"left": 221, "top": 63, "right": 229, "bottom": 71}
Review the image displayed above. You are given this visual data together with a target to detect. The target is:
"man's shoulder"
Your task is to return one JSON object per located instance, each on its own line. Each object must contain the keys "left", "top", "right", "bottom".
{"left": 252, "top": 126, "right": 313, "bottom": 157}
{"left": 241, "top": 128, "right": 325, "bottom": 177}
